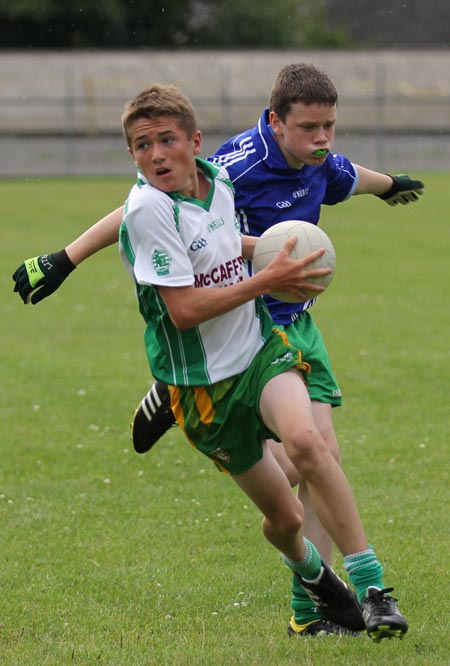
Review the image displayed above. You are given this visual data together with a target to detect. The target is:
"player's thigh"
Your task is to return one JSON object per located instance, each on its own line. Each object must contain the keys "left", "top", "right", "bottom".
{"left": 259, "top": 368, "right": 315, "bottom": 442}
{"left": 232, "top": 441, "right": 302, "bottom": 522}
{"left": 267, "top": 404, "right": 339, "bottom": 488}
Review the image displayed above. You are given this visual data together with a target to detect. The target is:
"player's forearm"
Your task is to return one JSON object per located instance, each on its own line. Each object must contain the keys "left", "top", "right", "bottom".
{"left": 65, "top": 206, "right": 124, "bottom": 265}
{"left": 353, "top": 165, "right": 392, "bottom": 195}
{"left": 159, "top": 272, "right": 272, "bottom": 329}
{"left": 241, "top": 234, "right": 258, "bottom": 260}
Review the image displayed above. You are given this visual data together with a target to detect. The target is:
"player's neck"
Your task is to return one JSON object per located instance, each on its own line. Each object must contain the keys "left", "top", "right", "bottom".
{"left": 196, "top": 168, "right": 211, "bottom": 200}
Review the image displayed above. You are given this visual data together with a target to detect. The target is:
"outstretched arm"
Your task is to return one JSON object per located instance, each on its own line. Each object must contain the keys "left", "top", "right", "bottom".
{"left": 353, "top": 166, "right": 392, "bottom": 195}
{"left": 12, "top": 206, "right": 124, "bottom": 304}
{"left": 354, "top": 165, "right": 424, "bottom": 204}
{"left": 65, "top": 206, "right": 124, "bottom": 265}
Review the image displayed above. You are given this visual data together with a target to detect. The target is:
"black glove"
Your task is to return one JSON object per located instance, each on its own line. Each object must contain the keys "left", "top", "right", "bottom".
{"left": 12, "top": 250, "right": 76, "bottom": 304}
{"left": 377, "top": 174, "right": 424, "bottom": 206}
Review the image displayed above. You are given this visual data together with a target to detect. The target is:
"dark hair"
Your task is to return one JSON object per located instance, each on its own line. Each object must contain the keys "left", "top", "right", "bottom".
{"left": 269, "top": 64, "right": 338, "bottom": 121}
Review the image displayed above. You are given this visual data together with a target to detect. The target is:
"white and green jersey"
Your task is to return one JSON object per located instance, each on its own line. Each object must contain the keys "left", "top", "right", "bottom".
{"left": 119, "top": 158, "right": 273, "bottom": 386}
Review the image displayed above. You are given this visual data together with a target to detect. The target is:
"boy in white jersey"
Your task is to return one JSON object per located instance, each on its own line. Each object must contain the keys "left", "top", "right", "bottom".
{"left": 11, "top": 76, "right": 412, "bottom": 636}
{"left": 114, "top": 83, "right": 406, "bottom": 640}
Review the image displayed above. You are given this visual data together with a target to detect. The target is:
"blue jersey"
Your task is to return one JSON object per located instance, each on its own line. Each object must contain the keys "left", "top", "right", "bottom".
{"left": 209, "top": 109, "right": 359, "bottom": 325}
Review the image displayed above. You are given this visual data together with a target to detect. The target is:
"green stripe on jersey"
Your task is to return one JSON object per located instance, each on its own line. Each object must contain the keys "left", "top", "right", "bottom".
{"left": 119, "top": 221, "right": 135, "bottom": 265}
{"left": 140, "top": 285, "right": 211, "bottom": 385}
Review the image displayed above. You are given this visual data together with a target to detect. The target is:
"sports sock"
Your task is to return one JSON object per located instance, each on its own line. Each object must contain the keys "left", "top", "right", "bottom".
{"left": 343, "top": 545, "right": 385, "bottom": 602}
{"left": 291, "top": 572, "right": 322, "bottom": 624}
{"left": 281, "top": 538, "right": 322, "bottom": 580}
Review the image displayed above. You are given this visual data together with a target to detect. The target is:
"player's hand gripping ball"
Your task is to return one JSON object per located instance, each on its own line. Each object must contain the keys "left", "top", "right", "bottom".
{"left": 252, "top": 220, "right": 336, "bottom": 303}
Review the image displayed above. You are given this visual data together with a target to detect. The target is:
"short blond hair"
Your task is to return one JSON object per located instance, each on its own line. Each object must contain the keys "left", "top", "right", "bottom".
{"left": 122, "top": 84, "right": 198, "bottom": 146}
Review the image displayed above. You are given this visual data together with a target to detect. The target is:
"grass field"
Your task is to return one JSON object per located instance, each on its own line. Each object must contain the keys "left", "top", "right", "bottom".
{"left": 1, "top": 173, "right": 449, "bottom": 665}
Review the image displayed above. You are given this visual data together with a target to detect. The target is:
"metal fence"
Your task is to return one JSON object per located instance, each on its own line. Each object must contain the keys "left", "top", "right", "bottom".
{"left": 1, "top": 100, "right": 449, "bottom": 177}
{"left": 2, "top": 51, "right": 450, "bottom": 177}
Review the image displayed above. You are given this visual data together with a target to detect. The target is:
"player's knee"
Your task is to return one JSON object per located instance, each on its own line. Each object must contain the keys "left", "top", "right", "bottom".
{"left": 285, "top": 426, "right": 328, "bottom": 476}
{"left": 263, "top": 507, "right": 303, "bottom": 537}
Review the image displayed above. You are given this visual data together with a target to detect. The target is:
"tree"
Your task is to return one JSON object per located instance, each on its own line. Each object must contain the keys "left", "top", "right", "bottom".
{"left": 0, "top": 0, "right": 352, "bottom": 49}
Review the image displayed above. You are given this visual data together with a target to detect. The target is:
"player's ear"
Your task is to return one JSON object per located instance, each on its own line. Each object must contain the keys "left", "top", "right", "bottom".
{"left": 269, "top": 111, "right": 283, "bottom": 136}
{"left": 193, "top": 130, "right": 202, "bottom": 155}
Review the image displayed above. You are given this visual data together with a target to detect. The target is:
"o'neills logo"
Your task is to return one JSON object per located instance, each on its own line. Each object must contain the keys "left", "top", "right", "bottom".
{"left": 194, "top": 256, "right": 243, "bottom": 287}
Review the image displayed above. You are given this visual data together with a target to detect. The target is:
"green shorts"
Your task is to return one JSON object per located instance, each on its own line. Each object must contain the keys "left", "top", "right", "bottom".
{"left": 276, "top": 310, "right": 342, "bottom": 407}
{"left": 168, "top": 331, "right": 310, "bottom": 475}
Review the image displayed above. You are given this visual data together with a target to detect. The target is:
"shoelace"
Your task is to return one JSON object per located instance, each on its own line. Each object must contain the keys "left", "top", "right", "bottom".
{"left": 368, "top": 587, "right": 397, "bottom": 608}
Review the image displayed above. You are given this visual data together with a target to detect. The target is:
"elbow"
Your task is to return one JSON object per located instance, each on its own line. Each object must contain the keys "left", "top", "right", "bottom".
{"left": 173, "top": 318, "right": 195, "bottom": 331}
{"left": 168, "top": 309, "right": 197, "bottom": 330}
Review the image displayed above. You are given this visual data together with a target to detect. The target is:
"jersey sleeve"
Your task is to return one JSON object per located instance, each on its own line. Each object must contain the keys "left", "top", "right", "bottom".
{"left": 123, "top": 187, "right": 194, "bottom": 288}
{"left": 322, "top": 154, "right": 359, "bottom": 205}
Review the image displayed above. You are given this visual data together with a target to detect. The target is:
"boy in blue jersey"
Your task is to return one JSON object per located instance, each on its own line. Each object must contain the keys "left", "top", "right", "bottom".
{"left": 209, "top": 63, "right": 424, "bottom": 636}
{"left": 13, "top": 65, "right": 422, "bottom": 640}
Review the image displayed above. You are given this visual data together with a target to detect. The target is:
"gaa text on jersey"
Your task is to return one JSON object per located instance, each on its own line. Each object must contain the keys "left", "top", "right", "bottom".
{"left": 276, "top": 200, "right": 292, "bottom": 209}
{"left": 190, "top": 237, "right": 208, "bottom": 251}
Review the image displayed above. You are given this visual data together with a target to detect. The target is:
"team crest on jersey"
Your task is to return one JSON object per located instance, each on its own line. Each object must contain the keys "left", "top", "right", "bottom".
{"left": 152, "top": 248, "right": 172, "bottom": 276}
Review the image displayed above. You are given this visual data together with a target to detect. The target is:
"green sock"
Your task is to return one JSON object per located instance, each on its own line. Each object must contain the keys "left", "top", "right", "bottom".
{"left": 281, "top": 538, "right": 322, "bottom": 580}
{"left": 343, "top": 545, "right": 385, "bottom": 602}
{"left": 291, "top": 572, "right": 322, "bottom": 625}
